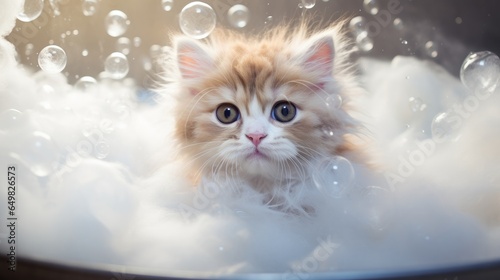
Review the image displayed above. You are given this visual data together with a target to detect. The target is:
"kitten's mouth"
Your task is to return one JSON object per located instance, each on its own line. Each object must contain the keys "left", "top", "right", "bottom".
{"left": 247, "top": 149, "right": 269, "bottom": 160}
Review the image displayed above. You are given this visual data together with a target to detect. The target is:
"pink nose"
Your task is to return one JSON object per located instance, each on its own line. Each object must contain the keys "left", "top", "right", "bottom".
{"left": 246, "top": 133, "right": 267, "bottom": 146}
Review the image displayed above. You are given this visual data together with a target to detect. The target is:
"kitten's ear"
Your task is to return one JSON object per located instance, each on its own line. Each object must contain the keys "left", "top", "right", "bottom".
{"left": 299, "top": 35, "right": 335, "bottom": 80}
{"left": 175, "top": 38, "right": 213, "bottom": 80}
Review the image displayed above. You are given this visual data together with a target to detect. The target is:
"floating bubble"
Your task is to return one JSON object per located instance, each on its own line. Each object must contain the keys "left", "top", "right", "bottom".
{"left": 75, "top": 76, "right": 97, "bottom": 91}
{"left": 82, "top": 49, "right": 89, "bottom": 56}
{"left": 356, "top": 32, "right": 373, "bottom": 52}
{"left": 17, "top": 0, "right": 44, "bottom": 22}
{"left": 227, "top": 4, "right": 249, "bottom": 28}
{"left": 431, "top": 112, "right": 460, "bottom": 142}
{"left": 25, "top": 43, "right": 35, "bottom": 56}
{"left": 265, "top": 15, "right": 273, "bottom": 25}
{"left": 424, "top": 41, "right": 438, "bottom": 58}
{"left": 301, "top": 0, "right": 316, "bottom": 9}
{"left": 162, "top": 0, "right": 173, "bottom": 11}
{"left": 349, "top": 16, "right": 367, "bottom": 36}
{"left": 133, "top": 37, "right": 142, "bottom": 48}
{"left": 105, "top": 10, "right": 130, "bottom": 37}
{"left": 326, "top": 94, "right": 342, "bottom": 109}
{"left": 38, "top": 45, "right": 67, "bottom": 73}
{"left": 95, "top": 141, "right": 110, "bottom": 159}
{"left": 393, "top": 18, "right": 404, "bottom": 30}
{"left": 104, "top": 52, "right": 129, "bottom": 79}
{"left": 321, "top": 125, "right": 335, "bottom": 137}
{"left": 116, "top": 37, "right": 131, "bottom": 55}
{"left": 313, "top": 156, "right": 355, "bottom": 198}
{"left": 0, "top": 109, "right": 27, "bottom": 132}
{"left": 401, "top": 39, "right": 408, "bottom": 45}
{"left": 82, "top": 0, "right": 98, "bottom": 16}
{"left": 179, "top": 1, "right": 216, "bottom": 39}
{"left": 460, "top": 51, "right": 500, "bottom": 93}
{"left": 408, "top": 97, "right": 426, "bottom": 112}
{"left": 15, "top": 131, "right": 58, "bottom": 177}
{"left": 363, "top": 0, "right": 379, "bottom": 15}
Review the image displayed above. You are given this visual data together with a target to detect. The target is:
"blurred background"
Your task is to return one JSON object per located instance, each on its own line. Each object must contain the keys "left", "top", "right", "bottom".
{"left": 6, "top": 0, "right": 500, "bottom": 89}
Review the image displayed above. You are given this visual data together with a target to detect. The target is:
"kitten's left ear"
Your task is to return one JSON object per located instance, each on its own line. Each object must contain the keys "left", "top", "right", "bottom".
{"left": 175, "top": 37, "right": 214, "bottom": 81}
{"left": 298, "top": 35, "right": 335, "bottom": 81}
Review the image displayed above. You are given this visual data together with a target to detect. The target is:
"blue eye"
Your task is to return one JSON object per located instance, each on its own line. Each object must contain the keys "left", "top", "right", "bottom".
{"left": 216, "top": 103, "right": 240, "bottom": 124}
{"left": 271, "top": 101, "right": 296, "bottom": 122}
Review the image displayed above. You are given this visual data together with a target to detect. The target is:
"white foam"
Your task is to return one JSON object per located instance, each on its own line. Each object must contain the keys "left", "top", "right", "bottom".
{"left": 0, "top": 10, "right": 499, "bottom": 279}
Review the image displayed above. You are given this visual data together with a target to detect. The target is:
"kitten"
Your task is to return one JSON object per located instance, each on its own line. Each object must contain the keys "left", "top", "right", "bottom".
{"left": 166, "top": 21, "right": 366, "bottom": 198}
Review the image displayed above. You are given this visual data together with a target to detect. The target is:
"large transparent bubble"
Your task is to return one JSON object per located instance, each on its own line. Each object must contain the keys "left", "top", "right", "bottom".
{"left": 179, "top": 1, "right": 216, "bottom": 39}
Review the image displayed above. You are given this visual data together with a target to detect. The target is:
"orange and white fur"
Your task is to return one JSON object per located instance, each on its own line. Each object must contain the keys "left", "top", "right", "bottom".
{"left": 166, "top": 22, "right": 367, "bottom": 203}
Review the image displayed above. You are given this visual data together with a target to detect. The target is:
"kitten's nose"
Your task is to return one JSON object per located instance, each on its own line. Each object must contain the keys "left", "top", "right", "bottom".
{"left": 246, "top": 133, "right": 267, "bottom": 146}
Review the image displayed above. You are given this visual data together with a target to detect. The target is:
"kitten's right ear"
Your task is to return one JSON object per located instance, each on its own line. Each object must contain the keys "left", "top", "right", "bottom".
{"left": 175, "top": 38, "right": 213, "bottom": 80}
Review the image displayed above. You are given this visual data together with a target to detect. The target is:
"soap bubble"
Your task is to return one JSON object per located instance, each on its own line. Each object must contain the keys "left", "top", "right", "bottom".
{"left": 313, "top": 156, "right": 355, "bottom": 198}
{"left": 104, "top": 52, "right": 129, "bottom": 79}
{"left": 162, "top": 0, "right": 173, "bottom": 11}
{"left": 17, "top": 0, "right": 44, "bottom": 22}
{"left": 179, "top": 1, "right": 216, "bottom": 39}
{"left": 105, "top": 10, "right": 130, "bottom": 37}
{"left": 431, "top": 112, "right": 460, "bottom": 142}
{"left": 227, "top": 4, "right": 249, "bottom": 28}
{"left": 116, "top": 37, "right": 131, "bottom": 55}
{"left": 15, "top": 131, "right": 58, "bottom": 177}
{"left": 133, "top": 37, "right": 142, "bottom": 48}
{"left": 349, "top": 16, "right": 367, "bottom": 36}
{"left": 38, "top": 45, "right": 67, "bottom": 73}
{"left": 301, "top": 0, "right": 316, "bottom": 9}
{"left": 408, "top": 97, "right": 426, "bottom": 112}
{"left": 393, "top": 18, "right": 404, "bottom": 30}
{"left": 326, "top": 94, "right": 342, "bottom": 109}
{"left": 82, "top": 0, "right": 98, "bottom": 16}
{"left": 264, "top": 15, "right": 273, "bottom": 25}
{"left": 0, "top": 109, "right": 27, "bottom": 132}
{"left": 363, "top": 0, "right": 379, "bottom": 15}
{"left": 356, "top": 32, "right": 373, "bottom": 52}
{"left": 424, "top": 41, "right": 438, "bottom": 58}
{"left": 460, "top": 51, "right": 500, "bottom": 93}
{"left": 75, "top": 76, "right": 97, "bottom": 91}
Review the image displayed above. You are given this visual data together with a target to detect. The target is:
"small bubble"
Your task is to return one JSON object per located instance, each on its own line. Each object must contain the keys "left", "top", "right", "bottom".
{"left": 105, "top": 10, "right": 130, "bottom": 37}
{"left": 356, "top": 32, "right": 373, "bottom": 52}
{"left": 133, "top": 37, "right": 142, "bottom": 48}
{"left": 149, "top": 44, "right": 161, "bottom": 58}
{"left": 325, "top": 94, "right": 342, "bottom": 109}
{"left": 431, "top": 112, "right": 460, "bottom": 142}
{"left": 349, "top": 16, "right": 367, "bottom": 36}
{"left": 179, "top": 1, "right": 216, "bottom": 39}
{"left": 408, "top": 97, "right": 427, "bottom": 112}
{"left": 17, "top": 0, "right": 44, "bottom": 22}
{"left": 218, "top": 246, "right": 224, "bottom": 251}
{"left": 82, "top": 0, "right": 97, "bottom": 16}
{"left": 401, "top": 40, "right": 408, "bottom": 45}
{"left": 301, "top": 0, "right": 316, "bottom": 9}
{"left": 424, "top": 41, "right": 438, "bottom": 58}
{"left": 227, "top": 4, "right": 249, "bottom": 28}
{"left": 38, "top": 45, "right": 67, "bottom": 73}
{"left": 363, "top": 0, "right": 379, "bottom": 15}
{"left": 25, "top": 43, "right": 35, "bottom": 56}
{"left": 161, "top": 0, "right": 173, "bottom": 11}
{"left": 75, "top": 76, "right": 97, "bottom": 91}
{"left": 16, "top": 131, "right": 58, "bottom": 177}
{"left": 0, "top": 109, "right": 26, "bottom": 132}
{"left": 313, "top": 156, "right": 355, "bottom": 198}
{"left": 393, "top": 18, "right": 404, "bottom": 30}
{"left": 460, "top": 51, "right": 500, "bottom": 93}
{"left": 116, "top": 37, "right": 131, "bottom": 55}
{"left": 265, "top": 15, "right": 273, "bottom": 25}
{"left": 104, "top": 52, "right": 129, "bottom": 79}
{"left": 455, "top": 17, "right": 463, "bottom": 24}
{"left": 82, "top": 49, "right": 89, "bottom": 56}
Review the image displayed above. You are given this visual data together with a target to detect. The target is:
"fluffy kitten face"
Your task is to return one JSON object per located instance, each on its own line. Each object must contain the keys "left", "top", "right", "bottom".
{"left": 170, "top": 24, "right": 360, "bottom": 186}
